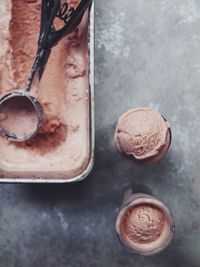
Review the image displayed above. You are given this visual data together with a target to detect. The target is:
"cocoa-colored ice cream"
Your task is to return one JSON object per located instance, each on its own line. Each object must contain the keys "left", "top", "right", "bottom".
{"left": 114, "top": 108, "right": 171, "bottom": 164}
{"left": 115, "top": 193, "right": 174, "bottom": 255}
{"left": 121, "top": 204, "right": 165, "bottom": 245}
{"left": 0, "top": 0, "right": 91, "bottom": 179}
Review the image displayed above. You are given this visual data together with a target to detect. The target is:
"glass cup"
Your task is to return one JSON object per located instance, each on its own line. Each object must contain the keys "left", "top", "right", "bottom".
{"left": 115, "top": 191, "right": 174, "bottom": 256}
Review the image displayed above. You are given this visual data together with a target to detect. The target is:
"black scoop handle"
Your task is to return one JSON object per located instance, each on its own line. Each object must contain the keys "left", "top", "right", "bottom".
{"left": 25, "top": 0, "right": 93, "bottom": 92}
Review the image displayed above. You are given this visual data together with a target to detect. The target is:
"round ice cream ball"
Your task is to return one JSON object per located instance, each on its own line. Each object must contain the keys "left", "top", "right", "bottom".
{"left": 114, "top": 108, "right": 171, "bottom": 164}
{"left": 123, "top": 204, "right": 165, "bottom": 245}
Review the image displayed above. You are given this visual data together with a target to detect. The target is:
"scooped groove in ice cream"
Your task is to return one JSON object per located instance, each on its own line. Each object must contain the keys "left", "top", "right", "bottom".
{"left": 115, "top": 195, "right": 174, "bottom": 255}
{"left": 114, "top": 108, "right": 171, "bottom": 164}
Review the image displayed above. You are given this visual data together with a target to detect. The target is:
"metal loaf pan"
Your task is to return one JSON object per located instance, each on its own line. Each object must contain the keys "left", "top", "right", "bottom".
{"left": 0, "top": 3, "right": 95, "bottom": 183}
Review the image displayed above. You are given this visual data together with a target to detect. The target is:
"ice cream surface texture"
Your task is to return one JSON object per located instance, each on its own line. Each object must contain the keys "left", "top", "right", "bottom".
{"left": 0, "top": 0, "right": 91, "bottom": 179}
{"left": 122, "top": 204, "right": 165, "bottom": 244}
{"left": 114, "top": 108, "right": 171, "bottom": 164}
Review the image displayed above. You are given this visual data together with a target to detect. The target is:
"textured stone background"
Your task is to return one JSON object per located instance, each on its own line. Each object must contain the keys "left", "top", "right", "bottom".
{"left": 1, "top": 0, "right": 200, "bottom": 266}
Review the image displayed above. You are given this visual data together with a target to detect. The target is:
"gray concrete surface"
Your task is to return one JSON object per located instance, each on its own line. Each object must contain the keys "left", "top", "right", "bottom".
{"left": 0, "top": 0, "right": 200, "bottom": 266}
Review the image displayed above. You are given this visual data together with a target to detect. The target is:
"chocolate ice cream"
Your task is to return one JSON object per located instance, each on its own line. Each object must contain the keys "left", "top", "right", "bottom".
{"left": 122, "top": 204, "right": 165, "bottom": 245}
{"left": 0, "top": 0, "right": 91, "bottom": 180}
{"left": 114, "top": 108, "right": 171, "bottom": 164}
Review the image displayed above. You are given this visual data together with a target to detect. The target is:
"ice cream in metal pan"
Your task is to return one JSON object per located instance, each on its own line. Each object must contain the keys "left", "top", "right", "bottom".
{"left": 0, "top": 0, "right": 94, "bottom": 181}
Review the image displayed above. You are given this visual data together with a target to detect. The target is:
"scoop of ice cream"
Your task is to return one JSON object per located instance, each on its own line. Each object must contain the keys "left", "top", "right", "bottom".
{"left": 114, "top": 108, "right": 171, "bottom": 163}
{"left": 121, "top": 204, "right": 165, "bottom": 245}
